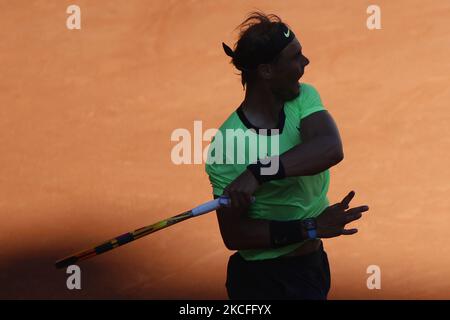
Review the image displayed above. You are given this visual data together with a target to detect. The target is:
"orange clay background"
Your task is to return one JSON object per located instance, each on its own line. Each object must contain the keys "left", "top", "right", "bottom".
{"left": 1, "top": 0, "right": 449, "bottom": 299}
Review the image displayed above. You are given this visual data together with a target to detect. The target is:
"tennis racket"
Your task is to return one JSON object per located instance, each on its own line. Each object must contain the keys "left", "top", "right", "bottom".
{"left": 55, "top": 195, "right": 239, "bottom": 269}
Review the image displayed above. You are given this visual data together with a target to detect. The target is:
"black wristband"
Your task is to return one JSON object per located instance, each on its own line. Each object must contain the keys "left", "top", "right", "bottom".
{"left": 269, "top": 219, "right": 307, "bottom": 248}
{"left": 247, "top": 157, "right": 286, "bottom": 184}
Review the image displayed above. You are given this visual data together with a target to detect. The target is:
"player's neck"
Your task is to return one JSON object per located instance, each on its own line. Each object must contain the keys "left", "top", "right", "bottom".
{"left": 241, "top": 82, "right": 284, "bottom": 128}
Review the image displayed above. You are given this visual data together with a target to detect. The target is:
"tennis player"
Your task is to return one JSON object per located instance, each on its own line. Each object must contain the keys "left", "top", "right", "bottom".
{"left": 205, "top": 12, "right": 369, "bottom": 300}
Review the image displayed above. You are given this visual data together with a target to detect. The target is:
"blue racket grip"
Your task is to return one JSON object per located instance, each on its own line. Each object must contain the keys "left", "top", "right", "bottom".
{"left": 191, "top": 196, "right": 255, "bottom": 216}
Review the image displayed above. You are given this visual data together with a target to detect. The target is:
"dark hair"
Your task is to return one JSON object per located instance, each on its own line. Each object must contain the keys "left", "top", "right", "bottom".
{"left": 228, "top": 12, "right": 288, "bottom": 89}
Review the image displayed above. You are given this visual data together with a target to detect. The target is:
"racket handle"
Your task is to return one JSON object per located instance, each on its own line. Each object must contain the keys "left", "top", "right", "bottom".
{"left": 191, "top": 196, "right": 256, "bottom": 216}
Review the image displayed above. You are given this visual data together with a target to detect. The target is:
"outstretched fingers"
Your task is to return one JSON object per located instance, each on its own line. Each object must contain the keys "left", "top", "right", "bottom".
{"left": 341, "top": 191, "right": 355, "bottom": 209}
{"left": 342, "top": 228, "right": 358, "bottom": 235}
{"left": 345, "top": 205, "right": 369, "bottom": 223}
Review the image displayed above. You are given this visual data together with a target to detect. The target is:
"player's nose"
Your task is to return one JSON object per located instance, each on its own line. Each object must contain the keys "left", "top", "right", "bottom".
{"left": 302, "top": 54, "right": 310, "bottom": 67}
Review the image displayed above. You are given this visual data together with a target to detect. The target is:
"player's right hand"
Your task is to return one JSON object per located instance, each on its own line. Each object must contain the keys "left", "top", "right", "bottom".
{"left": 223, "top": 169, "right": 260, "bottom": 209}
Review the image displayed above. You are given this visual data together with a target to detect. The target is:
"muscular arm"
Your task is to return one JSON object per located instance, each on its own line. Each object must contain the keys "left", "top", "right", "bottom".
{"left": 281, "top": 110, "right": 344, "bottom": 176}
{"left": 215, "top": 191, "right": 368, "bottom": 251}
{"left": 214, "top": 194, "right": 307, "bottom": 250}
{"left": 215, "top": 203, "right": 270, "bottom": 250}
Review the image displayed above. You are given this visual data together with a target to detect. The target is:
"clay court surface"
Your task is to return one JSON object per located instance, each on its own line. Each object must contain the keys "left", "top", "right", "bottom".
{"left": 1, "top": 0, "right": 449, "bottom": 299}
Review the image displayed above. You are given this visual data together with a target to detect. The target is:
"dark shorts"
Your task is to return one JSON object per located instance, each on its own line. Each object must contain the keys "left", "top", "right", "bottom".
{"left": 226, "top": 242, "right": 331, "bottom": 300}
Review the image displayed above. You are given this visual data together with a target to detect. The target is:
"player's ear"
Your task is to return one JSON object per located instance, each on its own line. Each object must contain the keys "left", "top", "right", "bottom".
{"left": 256, "top": 64, "right": 272, "bottom": 80}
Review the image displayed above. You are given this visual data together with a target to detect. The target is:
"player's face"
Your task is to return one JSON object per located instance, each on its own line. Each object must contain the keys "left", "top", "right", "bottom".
{"left": 269, "top": 38, "right": 310, "bottom": 101}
